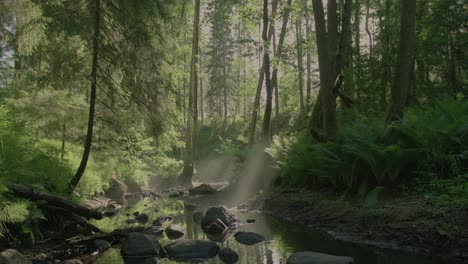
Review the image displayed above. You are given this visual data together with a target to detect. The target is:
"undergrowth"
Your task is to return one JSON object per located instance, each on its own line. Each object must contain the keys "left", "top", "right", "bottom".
{"left": 267, "top": 96, "right": 468, "bottom": 202}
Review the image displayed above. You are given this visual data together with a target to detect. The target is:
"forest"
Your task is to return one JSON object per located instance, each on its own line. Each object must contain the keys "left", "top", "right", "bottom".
{"left": 0, "top": 0, "right": 467, "bottom": 263}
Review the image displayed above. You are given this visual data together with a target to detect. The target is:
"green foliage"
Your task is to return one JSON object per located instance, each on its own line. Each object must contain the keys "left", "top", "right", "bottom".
{"left": 269, "top": 97, "right": 468, "bottom": 195}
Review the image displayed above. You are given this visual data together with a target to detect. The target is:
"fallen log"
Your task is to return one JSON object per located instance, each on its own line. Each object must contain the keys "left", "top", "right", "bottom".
{"left": 8, "top": 183, "right": 103, "bottom": 220}
{"left": 40, "top": 205, "right": 102, "bottom": 233}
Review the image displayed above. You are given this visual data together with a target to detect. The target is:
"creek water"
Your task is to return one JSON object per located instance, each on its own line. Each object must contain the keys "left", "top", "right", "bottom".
{"left": 89, "top": 197, "right": 441, "bottom": 264}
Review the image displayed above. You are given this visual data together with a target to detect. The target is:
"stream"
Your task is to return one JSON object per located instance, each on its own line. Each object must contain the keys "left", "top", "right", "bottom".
{"left": 87, "top": 197, "right": 441, "bottom": 264}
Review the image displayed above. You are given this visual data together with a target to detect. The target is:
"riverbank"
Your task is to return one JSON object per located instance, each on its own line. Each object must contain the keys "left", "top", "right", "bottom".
{"left": 246, "top": 187, "right": 468, "bottom": 263}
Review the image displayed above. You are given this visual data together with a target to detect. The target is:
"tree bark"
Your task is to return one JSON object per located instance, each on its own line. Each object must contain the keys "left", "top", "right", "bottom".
{"left": 68, "top": 0, "right": 100, "bottom": 191}
{"left": 308, "top": 0, "right": 337, "bottom": 138}
{"left": 303, "top": 0, "right": 313, "bottom": 114}
{"left": 261, "top": 0, "right": 273, "bottom": 142}
{"left": 295, "top": 18, "right": 305, "bottom": 116}
{"left": 181, "top": 0, "right": 201, "bottom": 186}
{"left": 248, "top": 0, "right": 279, "bottom": 146}
{"left": 386, "top": 0, "right": 416, "bottom": 122}
{"left": 271, "top": 0, "right": 293, "bottom": 123}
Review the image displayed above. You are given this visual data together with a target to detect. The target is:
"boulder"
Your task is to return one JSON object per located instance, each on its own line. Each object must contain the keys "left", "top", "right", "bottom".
{"left": 189, "top": 184, "right": 218, "bottom": 195}
{"left": 246, "top": 218, "right": 256, "bottom": 223}
{"left": 201, "top": 206, "right": 239, "bottom": 229}
{"left": 103, "top": 211, "right": 116, "bottom": 218}
{"left": 92, "top": 240, "right": 111, "bottom": 252}
{"left": 122, "top": 257, "right": 159, "bottom": 264}
{"left": 286, "top": 252, "right": 354, "bottom": 264}
{"left": 126, "top": 219, "right": 137, "bottom": 224}
{"left": 164, "top": 240, "right": 220, "bottom": 262}
{"left": 125, "top": 181, "right": 143, "bottom": 193}
{"left": 218, "top": 247, "right": 239, "bottom": 264}
{"left": 152, "top": 216, "right": 173, "bottom": 227}
{"left": 136, "top": 213, "right": 149, "bottom": 224}
{"left": 193, "top": 211, "right": 204, "bottom": 224}
{"left": 165, "top": 224, "right": 185, "bottom": 240}
{"left": 58, "top": 260, "right": 83, "bottom": 264}
{"left": 234, "top": 231, "right": 265, "bottom": 245}
{"left": 121, "top": 233, "right": 162, "bottom": 257}
{"left": 104, "top": 177, "right": 127, "bottom": 200}
{"left": 0, "top": 249, "right": 31, "bottom": 264}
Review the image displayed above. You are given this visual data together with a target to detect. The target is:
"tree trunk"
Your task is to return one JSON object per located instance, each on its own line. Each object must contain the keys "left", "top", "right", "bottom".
{"left": 386, "top": 0, "right": 416, "bottom": 122}
{"left": 365, "top": 0, "right": 373, "bottom": 62}
{"left": 304, "top": 0, "right": 313, "bottom": 114}
{"left": 181, "top": 0, "right": 200, "bottom": 187}
{"left": 271, "top": 0, "right": 293, "bottom": 122}
{"left": 295, "top": 18, "right": 305, "bottom": 116}
{"left": 61, "top": 121, "right": 66, "bottom": 160}
{"left": 354, "top": 0, "right": 361, "bottom": 99}
{"left": 308, "top": 0, "right": 337, "bottom": 138}
{"left": 248, "top": 0, "right": 279, "bottom": 146}
{"left": 68, "top": 0, "right": 100, "bottom": 191}
{"left": 261, "top": 0, "right": 273, "bottom": 143}
{"left": 199, "top": 47, "right": 204, "bottom": 125}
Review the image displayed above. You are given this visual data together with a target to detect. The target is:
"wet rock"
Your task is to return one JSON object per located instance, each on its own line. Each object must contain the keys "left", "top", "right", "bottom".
{"left": 246, "top": 219, "right": 256, "bottom": 223}
{"left": 0, "top": 249, "right": 31, "bottom": 264}
{"left": 193, "top": 211, "right": 204, "bottom": 224}
{"left": 203, "top": 218, "right": 228, "bottom": 234}
{"left": 31, "top": 260, "right": 52, "bottom": 264}
{"left": 164, "top": 240, "right": 220, "bottom": 262}
{"left": 58, "top": 260, "right": 83, "bottom": 264}
{"left": 104, "top": 178, "right": 127, "bottom": 200}
{"left": 126, "top": 219, "right": 137, "bottom": 224}
{"left": 152, "top": 216, "right": 173, "bottom": 227}
{"left": 144, "top": 226, "right": 164, "bottom": 237}
{"left": 103, "top": 211, "right": 116, "bottom": 218}
{"left": 189, "top": 184, "right": 218, "bottom": 195}
{"left": 218, "top": 247, "right": 239, "bottom": 264}
{"left": 136, "top": 213, "right": 149, "bottom": 224}
{"left": 286, "top": 252, "right": 354, "bottom": 264}
{"left": 133, "top": 211, "right": 139, "bottom": 217}
{"left": 201, "top": 206, "right": 239, "bottom": 229}
{"left": 121, "top": 233, "right": 162, "bottom": 258}
{"left": 126, "top": 213, "right": 131, "bottom": 217}
{"left": 125, "top": 181, "right": 143, "bottom": 193}
{"left": 165, "top": 224, "right": 185, "bottom": 240}
{"left": 123, "top": 257, "right": 159, "bottom": 264}
{"left": 234, "top": 231, "right": 265, "bottom": 245}
{"left": 92, "top": 240, "right": 111, "bottom": 252}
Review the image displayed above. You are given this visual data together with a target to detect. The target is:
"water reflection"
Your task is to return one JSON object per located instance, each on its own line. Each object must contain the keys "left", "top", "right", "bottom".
{"left": 91, "top": 198, "right": 440, "bottom": 264}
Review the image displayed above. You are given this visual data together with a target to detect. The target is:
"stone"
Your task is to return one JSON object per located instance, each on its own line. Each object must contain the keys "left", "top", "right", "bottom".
{"left": 126, "top": 219, "right": 137, "bottom": 224}
{"left": 189, "top": 184, "right": 218, "bottom": 195}
{"left": 165, "top": 224, "right": 185, "bottom": 240}
{"left": 103, "top": 211, "right": 116, "bottom": 218}
{"left": 201, "top": 206, "right": 239, "bottom": 229}
{"left": 164, "top": 240, "right": 220, "bottom": 262}
{"left": 246, "top": 219, "right": 256, "bottom": 223}
{"left": 193, "top": 211, "right": 204, "bottom": 224}
{"left": 123, "top": 257, "right": 159, "bottom": 264}
{"left": 218, "top": 247, "right": 239, "bottom": 264}
{"left": 234, "top": 231, "right": 265, "bottom": 245}
{"left": 0, "top": 249, "right": 31, "bottom": 264}
{"left": 133, "top": 211, "right": 139, "bottom": 217}
{"left": 136, "top": 213, "right": 149, "bottom": 224}
{"left": 203, "top": 218, "right": 228, "bottom": 234}
{"left": 92, "top": 240, "right": 111, "bottom": 252}
{"left": 58, "top": 260, "right": 82, "bottom": 264}
{"left": 121, "top": 233, "right": 162, "bottom": 257}
{"left": 104, "top": 178, "right": 127, "bottom": 200}
{"left": 286, "top": 252, "right": 354, "bottom": 264}
{"left": 152, "top": 216, "right": 173, "bottom": 227}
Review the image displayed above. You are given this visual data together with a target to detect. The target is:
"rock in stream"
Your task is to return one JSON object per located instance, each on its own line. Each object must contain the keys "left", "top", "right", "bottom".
{"left": 286, "top": 252, "right": 354, "bottom": 264}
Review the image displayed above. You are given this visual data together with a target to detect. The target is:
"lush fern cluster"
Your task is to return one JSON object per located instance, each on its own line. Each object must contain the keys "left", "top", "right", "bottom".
{"left": 267, "top": 96, "right": 468, "bottom": 196}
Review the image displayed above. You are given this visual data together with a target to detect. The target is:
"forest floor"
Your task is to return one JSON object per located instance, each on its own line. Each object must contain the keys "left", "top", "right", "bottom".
{"left": 186, "top": 185, "right": 468, "bottom": 263}
{"left": 243, "top": 187, "right": 468, "bottom": 263}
